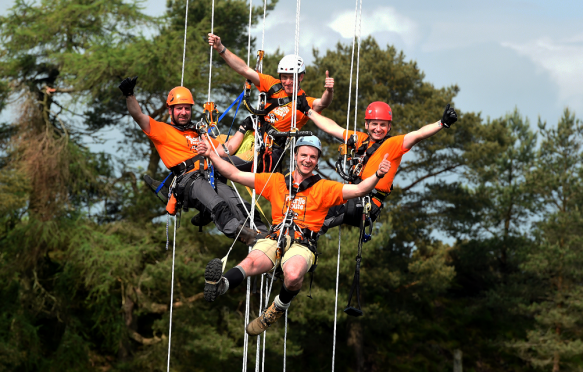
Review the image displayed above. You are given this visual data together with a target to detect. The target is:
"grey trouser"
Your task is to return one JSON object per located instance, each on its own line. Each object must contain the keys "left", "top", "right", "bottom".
{"left": 188, "top": 176, "right": 267, "bottom": 237}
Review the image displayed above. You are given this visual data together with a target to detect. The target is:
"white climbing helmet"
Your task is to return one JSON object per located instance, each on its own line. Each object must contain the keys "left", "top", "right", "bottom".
{"left": 277, "top": 54, "right": 305, "bottom": 74}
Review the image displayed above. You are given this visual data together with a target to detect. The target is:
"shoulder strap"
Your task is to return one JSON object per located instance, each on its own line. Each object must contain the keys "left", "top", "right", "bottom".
{"left": 285, "top": 174, "right": 323, "bottom": 199}
{"left": 266, "top": 82, "right": 284, "bottom": 97}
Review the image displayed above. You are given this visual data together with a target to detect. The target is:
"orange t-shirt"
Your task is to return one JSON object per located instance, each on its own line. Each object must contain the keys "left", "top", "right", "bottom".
{"left": 143, "top": 118, "right": 219, "bottom": 171}
{"left": 255, "top": 73, "right": 317, "bottom": 132}
{"left": 343, "top": 130, "right": 409, "bottom": 200}
{"left": 255, "top": 173, "right": 346, "bottom": 235}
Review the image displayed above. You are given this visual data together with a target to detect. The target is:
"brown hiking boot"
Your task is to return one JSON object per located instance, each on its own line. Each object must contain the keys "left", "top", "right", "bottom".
{"left": 246, "top": 302, "right": 286, "bottom": 336}
{"left": 236, "top": 225, "right": 266, "bottom": 246}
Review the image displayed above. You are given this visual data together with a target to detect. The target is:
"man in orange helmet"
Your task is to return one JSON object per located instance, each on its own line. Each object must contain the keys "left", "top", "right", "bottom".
{"left": 208, "top": 33, "right": 335, "bottom": 172}
{"left": 119, "top": 77, "right": 266, "bottom": 244}
{"left": 295, "top": 96, "right": 458, "bottom": 233}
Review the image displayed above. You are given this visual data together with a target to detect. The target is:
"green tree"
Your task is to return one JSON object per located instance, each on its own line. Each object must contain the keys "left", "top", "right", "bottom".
{"left": 510, "top": 109, "right": 583, "bottom": 371}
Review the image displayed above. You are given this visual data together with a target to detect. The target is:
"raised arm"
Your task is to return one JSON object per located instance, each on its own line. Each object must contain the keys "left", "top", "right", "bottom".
{"left": 403, "top": 104, "right": 458, "bottom": 150}
{"left": 198, "top": 136, "right": 255, "bottom": 188}
{"left": 119, "top": 77, "right": 150, "bottom": 133}
{"left": 297, "top": 94, "right": 345, "bottom": 140}
{"left": 311, "top": 70, "right": 334, "bottom": 112}
{"left": 341, "top": 154, "right": 391, "bottom": 199}
{"left": 208, "top": 33, "right": 260, "bottom": 86}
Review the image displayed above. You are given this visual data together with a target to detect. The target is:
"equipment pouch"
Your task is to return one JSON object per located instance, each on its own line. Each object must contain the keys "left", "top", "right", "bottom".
{"left": 166, "top": 194, "right": 179, "bottom": 216}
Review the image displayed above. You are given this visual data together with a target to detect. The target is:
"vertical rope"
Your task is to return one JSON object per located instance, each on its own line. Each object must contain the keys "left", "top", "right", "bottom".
{"left": 333, "top": 0, "right": 361, "bottom": 370}
{"left": 261, "top": 0, "right": 267, "bottom": 50}
{"left": 207, "top": 0, "right": 215, "bottom": 102}
{"left": 283, "top": 309, "right": 289, "bottom": 372}
{"left": 344, "top": 0, "right": 359, "bottom": 142}
{"left": 181, "top": 0, "right": 189, "bottom": 86}
{"left": 255, "top": 275, "right": 264, "bottom": 372}
{"left": 352, "top": 0, "right": 363, "bottom": 133}
{"left": 166, "top": 216, "right": 178, "bottom": 372}
{"left": 243, "top": 1, "right": 254, "bottom": 370}
{"left": 331, "top": 226, "right": 342, "bottom": 372}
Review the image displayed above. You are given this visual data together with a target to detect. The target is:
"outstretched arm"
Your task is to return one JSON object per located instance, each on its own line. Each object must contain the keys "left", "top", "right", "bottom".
{"left": 120, "top": 77, "right": 150, "bottom": 133}
{"left": 208, "top": 33, "right": 260, "bottom": 86}
{"left": 311, "top": 70, "right": 334, "bottom": 112}
{"left": 342, "top": 154, "right": 391, "bottom": 199}
{"left": 198, "top": 136, "right": 255, "bottom": 188}
{"left": 297, "top": 95, "right": 345, "bottom": 140}
{"left": 403, "top": 104, "right": 458, "bottom": 150}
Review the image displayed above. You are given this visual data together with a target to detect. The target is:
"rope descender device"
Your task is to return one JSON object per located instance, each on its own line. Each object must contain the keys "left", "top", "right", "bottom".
{"left": 203, "top": 101, "right": 221, "bottom": 137}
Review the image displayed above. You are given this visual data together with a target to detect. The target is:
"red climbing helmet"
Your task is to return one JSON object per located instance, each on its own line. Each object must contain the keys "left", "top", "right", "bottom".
{"left": 364, "top": 101, "right": 392, "bottom": 121}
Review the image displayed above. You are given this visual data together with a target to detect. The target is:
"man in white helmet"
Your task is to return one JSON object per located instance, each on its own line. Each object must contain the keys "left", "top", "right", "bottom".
{"left": 208, "top": 33, "right": 334, "bottom": 172}
{"left": 196, "top": 135, "right": 391, "bottom": 336}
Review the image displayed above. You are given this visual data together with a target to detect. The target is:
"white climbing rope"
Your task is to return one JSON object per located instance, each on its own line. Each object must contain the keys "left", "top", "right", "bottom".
{"left": 207, "top": 0, "right": 215, "bottom": 102}
{"left": 332, "top": 0, "right": 363, "bottom": 371}
{"left": 166, "top": 215, "right": 178, "bottom": 372}
{"left": 168, "top": 0, "right": 190, "bottom": 368}
{"left": 181, "top": 0, "right": 189, "bottom": 86}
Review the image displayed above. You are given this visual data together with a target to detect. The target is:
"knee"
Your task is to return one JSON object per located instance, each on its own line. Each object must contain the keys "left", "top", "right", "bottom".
{"left": 283, "top": 268, "right": 303, "bottom": 287}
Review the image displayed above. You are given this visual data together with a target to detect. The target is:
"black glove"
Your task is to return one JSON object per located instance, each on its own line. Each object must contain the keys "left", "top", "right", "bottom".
{"left": 441, "top": 104, "right": 457, "bottom": 128}
{"left": 241, "top": 116, "right": 254, "bottom": 131}
{"left": 296, "top": 93, "right": 311, "bottom": 115}
{"left": 119, "top": 76, "right": 138, "bottom": 97}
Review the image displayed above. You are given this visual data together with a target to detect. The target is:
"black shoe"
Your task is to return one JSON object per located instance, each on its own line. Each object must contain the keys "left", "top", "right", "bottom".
{"left": 236, "top": 225, "right": 267, "bottom": 246}
{"left": 204, "top": 258, "right": 228, "bottom": 302}
{"left": 191, "top": 208, "right": 213, "bottom": 227}
{"left": 144, "top": 175, "right": 169, "bottom": 203}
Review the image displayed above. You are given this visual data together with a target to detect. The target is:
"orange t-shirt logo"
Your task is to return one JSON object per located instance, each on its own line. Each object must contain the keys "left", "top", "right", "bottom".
{"left": 283, "top": 194, "right": 307, "bottom": 222}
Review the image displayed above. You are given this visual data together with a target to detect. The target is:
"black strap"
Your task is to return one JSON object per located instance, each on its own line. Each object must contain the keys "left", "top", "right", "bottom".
{"left": 344, "top": 208, "right": 367, "bottom": 317}
{"left": 285, "top": 174, "right": 322, "bottom": 199}
{"left": 169, "top": 155, "right": 205, "bottom": 177}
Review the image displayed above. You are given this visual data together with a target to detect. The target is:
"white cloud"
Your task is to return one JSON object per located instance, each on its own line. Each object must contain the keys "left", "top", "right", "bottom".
{"left": 502, "top": 35, "right": 583, "bottom": 113}
{"left": 328, "top": 6, "right": 419, "bottom": 47}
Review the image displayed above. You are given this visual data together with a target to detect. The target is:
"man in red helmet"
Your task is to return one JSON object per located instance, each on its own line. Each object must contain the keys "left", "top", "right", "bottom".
{"left": 296, "top": 95, "right": 458, "bottom": 232}
{"left": 119, "top": 77, "right": 267, "bottom": 244}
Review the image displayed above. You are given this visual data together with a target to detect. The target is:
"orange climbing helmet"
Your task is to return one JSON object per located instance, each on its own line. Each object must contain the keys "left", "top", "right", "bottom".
{"left": 166, "top": 87, "right": 194, "bottom": 107}
{"left": 364, "top": 101, "right": 392, "bottom": 121}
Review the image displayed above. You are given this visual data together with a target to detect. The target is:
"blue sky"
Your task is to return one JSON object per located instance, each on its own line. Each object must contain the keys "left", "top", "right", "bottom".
{"left": 2, "top": 0, "right": 582, "bottom": 129}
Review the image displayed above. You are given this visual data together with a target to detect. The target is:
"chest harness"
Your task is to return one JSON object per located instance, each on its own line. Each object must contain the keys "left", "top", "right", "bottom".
{"left": 242, "top": 78, "right": 306, "bottom": 173}
{"left": 266, "top": 174, "right": 322, "bottom": 298}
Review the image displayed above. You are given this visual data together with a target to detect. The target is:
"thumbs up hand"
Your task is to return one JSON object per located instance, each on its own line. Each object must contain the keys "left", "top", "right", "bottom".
{"left": 324, "top": 70, "right": 334, "bottom": 92}
{"left": 376, "top": 154, "right": 391, "bottom": 178}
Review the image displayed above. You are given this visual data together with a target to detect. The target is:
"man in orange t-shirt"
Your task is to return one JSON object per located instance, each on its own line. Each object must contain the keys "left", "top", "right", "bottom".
{"left": 208, "top": 33, "right": 335, "bottom": 171}
{"left": 296, "top": 96, "right": 458, "bottom": 233}
{"left": 197, "top": 135, "right": 391, "bottom": 336}
{"left": 119, "top": 77, "right": 266, "bottom": 244}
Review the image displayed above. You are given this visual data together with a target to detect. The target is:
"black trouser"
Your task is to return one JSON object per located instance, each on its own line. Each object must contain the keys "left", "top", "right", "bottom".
{"left": 319, "top": 199, "right": 382, "bottom": 236}
{"left": 187, "top": 176, "right": 267, "bottom": 237}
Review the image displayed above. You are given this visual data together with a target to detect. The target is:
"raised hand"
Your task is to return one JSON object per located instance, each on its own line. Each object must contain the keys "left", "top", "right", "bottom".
{"left": 324, "top": 70, "right": 334, "bottom": 92}
{"left": 208, "top": 33, "right": 223, "bottom": 51}
{"left": 376, "top": 154, "right": 391, "bottom": 177}
{"left": 296, "top": 93, "right": 311, "bottom": 115}
{"left": 441, "top": 104, "right": 458, "bottom": 128}
{"left": 119, "top": 76, "right": 138, "bottom": 97}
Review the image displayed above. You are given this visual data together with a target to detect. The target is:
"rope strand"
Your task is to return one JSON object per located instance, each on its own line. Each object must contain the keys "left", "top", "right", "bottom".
{"left": 181, "top": 0, "right": 189, "bottom": 86}
{"left": 207, "top": 0, "right": 215, "bottom": 102}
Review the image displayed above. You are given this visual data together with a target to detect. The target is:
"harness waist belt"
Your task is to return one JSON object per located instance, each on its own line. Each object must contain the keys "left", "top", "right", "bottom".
{"left": 170, "top": 155, "right": 205, "bottom": 176}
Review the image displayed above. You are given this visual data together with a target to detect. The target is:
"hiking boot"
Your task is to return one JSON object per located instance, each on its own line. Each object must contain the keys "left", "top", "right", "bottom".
{"left": 144, "top": 174, "right": 169, "bottom": 203}
{"left": 191, "top": 208, "right": 213, "bottom": 227}
{"left": 204, "top": 258, "right": 229, "bottom": 302}
{"left": 246, "top": 302, "right": 286, "bottom": 336}
{"left": 236, "top": 225, "right": 266, "bottom": 246}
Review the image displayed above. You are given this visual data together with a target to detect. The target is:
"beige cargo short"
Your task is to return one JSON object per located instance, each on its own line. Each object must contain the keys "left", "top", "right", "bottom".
{"left": 252, "top": 236, "right": 315, "bottom": 270}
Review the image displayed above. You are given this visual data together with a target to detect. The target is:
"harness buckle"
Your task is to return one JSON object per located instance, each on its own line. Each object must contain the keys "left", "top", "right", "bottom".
{"left": 363, "top": 196, "right": 372, "bottom": 215}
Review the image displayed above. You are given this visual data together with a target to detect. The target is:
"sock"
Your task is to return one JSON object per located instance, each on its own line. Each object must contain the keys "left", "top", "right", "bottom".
{"left": 278, "top": 283, "right": 300, "bottom": 305}
{"left": 224, "top": 265, "right": 246, "bottom": 289}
